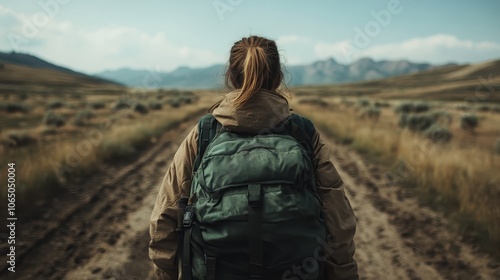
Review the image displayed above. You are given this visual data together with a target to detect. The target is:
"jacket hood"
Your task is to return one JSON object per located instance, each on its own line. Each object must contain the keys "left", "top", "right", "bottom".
{"left": 212, "top": 89, "right": 292, "bottom": 134}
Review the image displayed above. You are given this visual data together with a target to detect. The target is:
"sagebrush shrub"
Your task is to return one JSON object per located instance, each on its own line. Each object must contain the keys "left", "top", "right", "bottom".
{"left": 44, "top": 111, "right": 66, "bottom": 127}
{"left": 70, "top": 93, "right": 83, "bottom": 99}
{"left": 424, "top": 125, "right": 453, "bottom": 143}
{"left": 460, "top": 114, "right": 479, "bottom": 132}
{"left": 357, "top": 99, "right": 370, "bottom": 107}
{"left": 149, "top": 101, "right": 163, "bottom": 110}
{"left": 133, "top": 102, "right": 149, "bottom": 114}
{"left": 5, "top": 132, "right": 36, "bottom": 147}
{"left": 180, "top": 96, "right": 192, "bottom": 104}
{"left": 478, "top": 105, "right": 490, "bottom": 112}
{"left": 112, "top": 98, "right": 133, "bottom": 111}
{"left": 399, "top": 113, "right": 437, "bottom": 132}
{"left": 395, "top": 102, "right": 431, "bottom": 114}
{"left": 414, "top": 102, "right": 431, "bottom": 113}
{"left": 4, "top": 103, "right": 28, "bottom": 113}
{"left": 395, "top": 102, "right": 413, "bottom": 113}
{"left": 89, "top": 102, "right": 106, "bottom": 110}
{"left": 374, "top": 101, "right": 391, "bottom": 108}
{"left": 166, "top": 98, "right": 181, "bottom": 108}
{"left": 358, "top": 106, "right": 381, "bottom": 120}
{"left": 341, "top": 98, "right": 355, "bottom": 107}
{"left": 431, "top": 111, "right": 453, "bottom": 125}
{"left": 73, "top": 110, "right": 95, "bottom": 126}
{"left": 47, "top": 100, "right": 65, "bottom": 109}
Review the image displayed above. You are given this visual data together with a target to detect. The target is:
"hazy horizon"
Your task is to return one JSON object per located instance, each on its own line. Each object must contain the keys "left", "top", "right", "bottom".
{"left": 1, "top": 0, "right": 499, "bottom": 74}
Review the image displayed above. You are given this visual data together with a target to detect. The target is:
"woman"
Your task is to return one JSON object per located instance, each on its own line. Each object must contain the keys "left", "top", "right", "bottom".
{"left": 149, "top": 35, "right": 358, "bottom": 280}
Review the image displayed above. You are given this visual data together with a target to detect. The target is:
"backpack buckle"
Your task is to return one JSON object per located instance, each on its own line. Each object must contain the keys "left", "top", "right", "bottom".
{"left": 248, "top": 184, "right": 262, "bottom": 208}
{"left": 183, "top": 208, "right": 194, "bottom": 228}
{"left": 176, "top": 196, "right": 189, "bottom": 232}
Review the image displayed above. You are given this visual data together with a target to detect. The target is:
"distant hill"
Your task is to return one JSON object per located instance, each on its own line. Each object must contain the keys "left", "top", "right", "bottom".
{"left": 0, "top": 51, "right": 122, "bottom": 88}
{"left": 96, "top": 58, "right": 437, "bottom": 89}
{"left": 293, "top": 59, "right": 500, "bottom": 102}
{"left": 286, "top": 58, "right": 434, "bottom": 85}
{"left": 97, "top": 64, "right": 225, "bottom": 89}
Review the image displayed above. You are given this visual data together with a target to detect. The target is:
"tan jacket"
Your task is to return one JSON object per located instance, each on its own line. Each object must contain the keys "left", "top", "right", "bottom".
{"left": 149, "top": 90, "right": 359, "bottom": 279}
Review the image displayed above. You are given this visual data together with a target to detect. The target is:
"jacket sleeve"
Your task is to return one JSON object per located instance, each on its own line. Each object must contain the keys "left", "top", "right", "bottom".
{"left": 311, "top": 129, "right": 359, "bottom": 280}
{"left": 149, "top": 125, "right": 198, "bottom": 280}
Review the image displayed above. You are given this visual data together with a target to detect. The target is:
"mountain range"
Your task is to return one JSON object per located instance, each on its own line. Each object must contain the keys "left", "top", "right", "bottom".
{"left": 96, "top": 58, "right": 438, "bottom": 89}
{"left": 0, "top": 51, "right": 446, "bottom": 89}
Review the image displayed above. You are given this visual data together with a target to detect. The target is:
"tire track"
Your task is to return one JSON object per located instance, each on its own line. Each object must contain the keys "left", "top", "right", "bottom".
{"left": 1, "top": 116, "right": 200, "bottom": 280}
{"left": 319, "top": 130, "right": 500, "bottom": 280}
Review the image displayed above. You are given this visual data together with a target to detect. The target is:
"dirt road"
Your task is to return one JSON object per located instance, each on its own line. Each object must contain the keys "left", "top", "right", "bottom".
{"left": 322, "top": 136, "right": 499, "bottom": 280}
{"left": 2, "top": 117, "right": 499, "bottom": 280}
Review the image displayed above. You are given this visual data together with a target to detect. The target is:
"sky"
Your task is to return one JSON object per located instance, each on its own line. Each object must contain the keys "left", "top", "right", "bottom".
{"left": 1, "top": 0, "right": 499, "bottom": 74}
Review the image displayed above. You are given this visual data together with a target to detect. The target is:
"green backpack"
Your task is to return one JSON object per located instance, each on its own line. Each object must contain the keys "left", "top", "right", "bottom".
{"left": 178, "top": 113, "right": 327, "bottom": 280}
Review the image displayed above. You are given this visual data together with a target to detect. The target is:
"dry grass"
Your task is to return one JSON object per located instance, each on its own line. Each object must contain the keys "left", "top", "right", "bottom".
{"left": 0, "top": 102, "right": 207, "bottom": 210}
{"left": 295, "top": 100, "right": 500, "bottom": 256}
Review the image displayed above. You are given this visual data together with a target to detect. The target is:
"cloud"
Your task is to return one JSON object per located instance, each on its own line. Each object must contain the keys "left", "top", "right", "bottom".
{"left": 0, "top": 6, "right": 22, "bottom": 30}
{"left": 0, "top": 4, "right": 75, "bottom": 49}
{"left": 313, "top": 40, "right": 352, "bottom": 62}
{"left": 278, "top": 33, "right": 500, "bottom": 66}
{"left": 0, "top": 5, "right": 225, "bottom": 73}
{"left": 73, "top": 26, "right": 225, "bottom": 72}
{"left": 276, "top": 35, "right": 312, "bottom": 45}
{"left": 313, "top": 34, "right": 500, "bottom": 64}
{"left": 276, "top": 35, "right": 318, "bottom": 65}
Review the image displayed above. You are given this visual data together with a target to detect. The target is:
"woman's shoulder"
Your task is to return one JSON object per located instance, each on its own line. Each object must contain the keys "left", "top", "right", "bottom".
{"left": 290, "top": 113, "right": 316, "bottom": 134}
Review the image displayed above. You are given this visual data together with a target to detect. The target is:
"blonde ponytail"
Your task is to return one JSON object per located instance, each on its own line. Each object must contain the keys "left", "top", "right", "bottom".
{"left": 225, "top": 36, "right": 284, "bottom": 108}
{"left": 233, "top": 46, "right": 269, "bottom": 108}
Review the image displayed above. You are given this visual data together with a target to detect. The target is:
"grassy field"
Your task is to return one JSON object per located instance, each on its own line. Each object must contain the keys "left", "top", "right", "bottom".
{"left": 1, "top": 56, "right": 499, "bottom": 259}
{"left": 0, "top": 87, "right": 212, "bottom": 217}
{"left": 291, "top": 61, "right": 500, "bottom": 256}
{"left": 293, "top": 89, "right": 500, "bottom": 257}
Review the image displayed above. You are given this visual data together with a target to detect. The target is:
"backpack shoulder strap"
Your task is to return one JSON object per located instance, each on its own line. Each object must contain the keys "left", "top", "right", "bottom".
{"left": 193, "top": 113, "right": 315, "bottom": 171}
{"left": 288, "top": 113, "right": 316, "bottom": 157}
{"left": 290, "top": 113, "right": 315, "bottom": 139}
{"left": 193, "top": 114, "right": 221, "bottom": 172}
